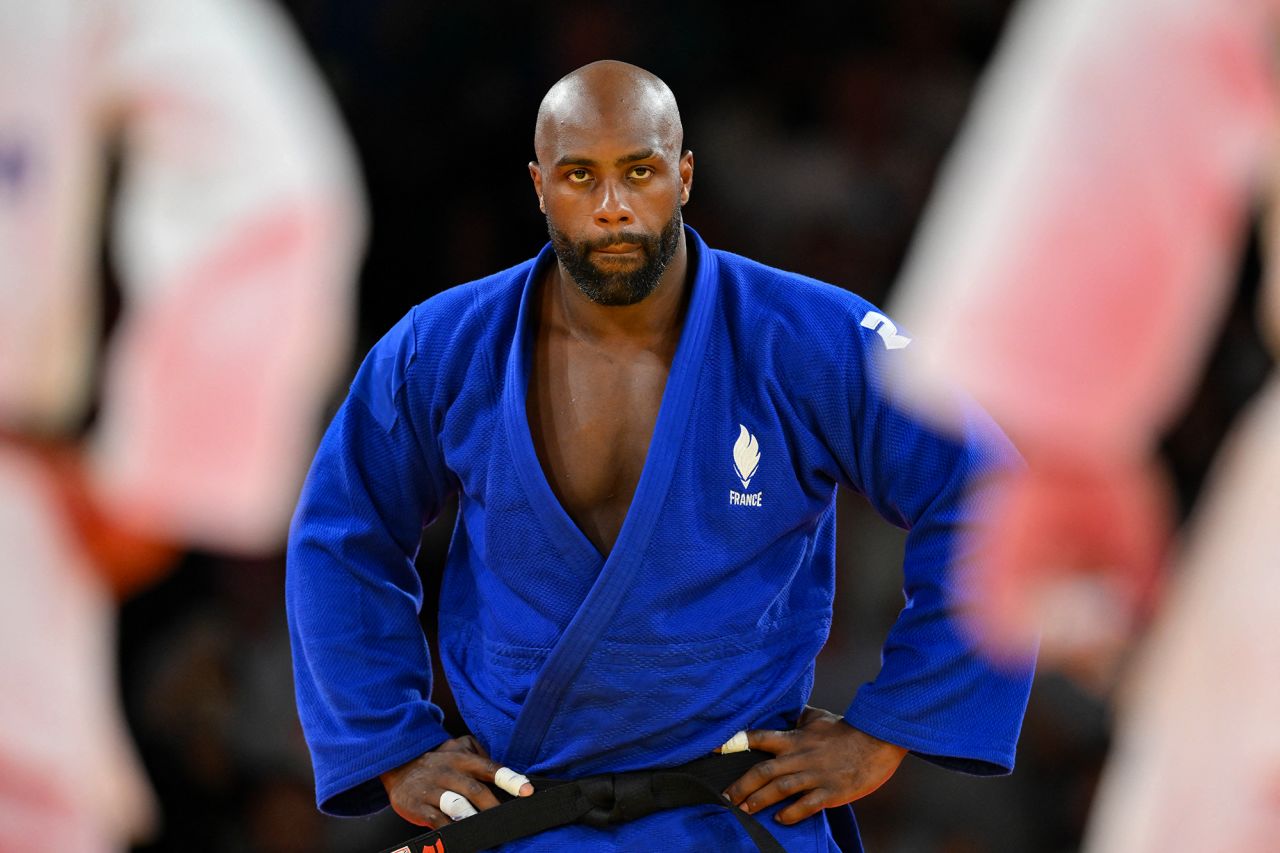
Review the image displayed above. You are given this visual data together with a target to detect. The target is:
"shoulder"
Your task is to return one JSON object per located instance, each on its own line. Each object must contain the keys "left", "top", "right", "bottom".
{"left": 408, "top": 258, "right": 533, "bottom": 353}
{"left": 351, "top": 258, "right": 533, "bottom": 429}
{"left": 709, "top": 248, "right": 906, "bottom": 365}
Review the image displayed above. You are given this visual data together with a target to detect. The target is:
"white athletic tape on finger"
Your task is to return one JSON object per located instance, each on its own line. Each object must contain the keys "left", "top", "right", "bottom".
{"left": 494, "top": 766, "right": 531, "bottom": 797}
{"left": 720, "top": 731, "right": 749, "bottom": 754}
{"left": 439, "top": 790, "right": 478, "bottom": 820}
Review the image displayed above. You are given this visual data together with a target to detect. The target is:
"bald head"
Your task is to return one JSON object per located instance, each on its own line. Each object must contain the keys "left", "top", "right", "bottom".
{"left": 534, "top": 61, "right": 683, "bottom": 164}
{"left": 528, "top": 61, "right": 693, "bottom": 307}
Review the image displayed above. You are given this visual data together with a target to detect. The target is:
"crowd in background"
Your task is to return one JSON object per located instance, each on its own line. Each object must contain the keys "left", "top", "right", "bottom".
{"left": 116, "top": 2, "right": 1270, "bottom": 851}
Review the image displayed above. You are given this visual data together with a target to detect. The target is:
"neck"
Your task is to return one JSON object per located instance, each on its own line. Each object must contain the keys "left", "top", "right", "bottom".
{"left": 548, "top": 230, "right": 691, "bottom": 349}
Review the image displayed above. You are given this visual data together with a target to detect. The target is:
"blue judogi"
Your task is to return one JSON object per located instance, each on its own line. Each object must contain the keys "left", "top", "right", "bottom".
{"left": 286, "top": 226, "right": 1033, "bottom": 851}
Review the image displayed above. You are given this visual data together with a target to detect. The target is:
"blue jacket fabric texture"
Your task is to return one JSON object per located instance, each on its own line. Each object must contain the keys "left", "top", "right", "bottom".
{"left": 286, "top": 227, "right": 1034, "bottom": 852}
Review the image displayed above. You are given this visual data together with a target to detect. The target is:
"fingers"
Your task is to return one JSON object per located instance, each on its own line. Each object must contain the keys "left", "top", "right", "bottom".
{"left": 383, "top": 746, "right": 510, "bottom": 826}
{"left": 406, "top": 803, "right": 450, "bottom": 829}
{"left": 721, "top": 727, "right": 802, "bottom": 804}
{"left": 440, "top": 790, "right": 478, "bottom": 821}
{"left": 736, "top": 769, "right": 819, "bottom": 816}
{"left": 775, "top": 789, "right": 835, "bottom": 825}
{"left": 443, "top": 767, "right": 504, "bottom": 812}
{"left": 494, "top": 766, "right": 534, "bottom": 797}
{"left": 441, "top": 741, "right": 533, "bottom": 797}
{"left": 741, "top": 728, "right": 793, "bottom": 754}
{"left": 717, "top": 731, "right": 749, "bottom": 754}
{"left": 391, "top": 770, "right": 500, "bottom": 826}
{"left": 723, "top": 752, "right": 796, "bottom": 807}
{"left": 720, "top": 716, "right": 903, "bottom": 825}
{"left": 400, "top": 753, "right": 503, "bottom": 813}
{"left": 724, "top": 754, "right": 831, "bottom": 824}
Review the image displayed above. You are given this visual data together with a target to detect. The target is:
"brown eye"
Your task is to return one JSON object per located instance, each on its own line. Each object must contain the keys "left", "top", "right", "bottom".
{"left": 566, "top": 169, "right": 591, "bottom": 183}
{"left": 628, "top": 166, "right": 654, "bottom": 179}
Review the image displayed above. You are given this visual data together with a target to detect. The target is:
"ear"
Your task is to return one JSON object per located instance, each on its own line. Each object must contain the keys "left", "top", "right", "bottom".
{"left": 528, "top": 161, "right": 545, "bottom": 213}
{"left": 679, "top": 150, "right": 694, "bottom": 206}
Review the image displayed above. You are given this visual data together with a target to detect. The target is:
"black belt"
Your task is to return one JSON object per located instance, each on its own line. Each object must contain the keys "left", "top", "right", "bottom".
{"left": 377, "top": 750, "right": 786, "bottom": 853}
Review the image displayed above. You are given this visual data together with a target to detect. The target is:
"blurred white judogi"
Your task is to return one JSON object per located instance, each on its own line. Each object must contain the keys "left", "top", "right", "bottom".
{"left": 0, "top": 0, "right": 363, "bottom": 848}
{"left": 891, "top": 0, "right": 1280, "bottom": 849}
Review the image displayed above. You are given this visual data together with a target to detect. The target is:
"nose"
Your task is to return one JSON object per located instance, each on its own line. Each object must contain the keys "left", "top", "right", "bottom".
{"left": 593, "top": 178, "right": 633, "bottom": 227}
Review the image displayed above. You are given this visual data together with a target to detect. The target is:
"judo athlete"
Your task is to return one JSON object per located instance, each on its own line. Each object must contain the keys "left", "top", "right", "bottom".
{"left": 288, "top": 61, "right": 1033, "bottom": 852}
{"left": 889, "top": 0, "right": 1280, "bottom": 849}
{"left": 0, "top": 0, "right": 364, "bottom": 847}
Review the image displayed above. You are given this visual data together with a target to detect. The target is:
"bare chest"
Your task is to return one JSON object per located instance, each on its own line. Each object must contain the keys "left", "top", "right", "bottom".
{"left": 526, "top": 336, "right": 671, "bottom": 556}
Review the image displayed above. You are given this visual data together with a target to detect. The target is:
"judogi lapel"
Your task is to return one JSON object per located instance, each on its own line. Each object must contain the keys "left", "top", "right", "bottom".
{"left": 501, "top": 235, "right": 721, "bottom": 768}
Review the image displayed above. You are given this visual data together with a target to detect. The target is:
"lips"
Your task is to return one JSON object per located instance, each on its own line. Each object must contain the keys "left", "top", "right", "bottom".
{"left": 592, "top": 243, "right": 641, "bottom": 255}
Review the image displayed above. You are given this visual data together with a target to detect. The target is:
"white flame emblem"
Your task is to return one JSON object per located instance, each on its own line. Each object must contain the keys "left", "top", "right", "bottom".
{"left": 733, "top": 424, "right": 761, "bottom": 489}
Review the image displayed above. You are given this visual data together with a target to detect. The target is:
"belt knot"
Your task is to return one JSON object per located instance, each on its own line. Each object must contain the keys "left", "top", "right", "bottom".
{"left": 578, "top": 771, "right": 659, "bottom": 827}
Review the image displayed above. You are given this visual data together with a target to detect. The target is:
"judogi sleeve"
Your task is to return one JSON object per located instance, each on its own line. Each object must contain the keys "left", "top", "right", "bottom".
{"left": 87, "top": 0, "right": 364, "bottom": 552}
{"left": 826, "top": 303, "right": 1033, "bottom": 775}
{"left": 286, "top": 307, "right": 459, "bottom": 816}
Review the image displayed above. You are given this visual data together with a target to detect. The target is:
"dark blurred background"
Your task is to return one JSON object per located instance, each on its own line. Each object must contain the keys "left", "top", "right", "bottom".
{"left": 117, "top": 2, "right": 1271, "bottom": 851}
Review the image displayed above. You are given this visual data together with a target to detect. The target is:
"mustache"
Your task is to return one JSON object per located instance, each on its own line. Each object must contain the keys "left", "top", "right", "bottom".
{"left": 581, "top": 231, "right": 652, "bottom": 252}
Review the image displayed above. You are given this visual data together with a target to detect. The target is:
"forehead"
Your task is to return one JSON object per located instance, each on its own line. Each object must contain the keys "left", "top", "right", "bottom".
{"left": 544, "top": 124, "right": 673, "bottom": 165}
{"left": 536, "top": 93, "right": 680, "bottom": 164}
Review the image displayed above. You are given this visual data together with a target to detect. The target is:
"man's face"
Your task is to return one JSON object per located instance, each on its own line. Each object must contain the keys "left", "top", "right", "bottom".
{"left": 532, "top": 120, "right": 693, "bottom": 306}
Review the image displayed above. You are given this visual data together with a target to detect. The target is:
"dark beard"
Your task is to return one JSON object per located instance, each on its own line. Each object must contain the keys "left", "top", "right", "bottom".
{"left": 547, "top": 208, "right": 683, "bottom": 306}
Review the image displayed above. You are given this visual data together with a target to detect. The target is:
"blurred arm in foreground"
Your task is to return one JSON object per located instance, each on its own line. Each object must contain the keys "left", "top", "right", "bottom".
{"left": 0, "top": 0, "right": 363, "bottom": 846}
{"left": 888, "top": 0, "right": 1280, "bottom": 849}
